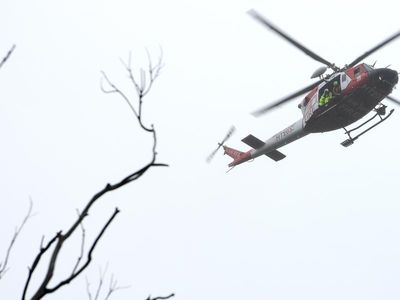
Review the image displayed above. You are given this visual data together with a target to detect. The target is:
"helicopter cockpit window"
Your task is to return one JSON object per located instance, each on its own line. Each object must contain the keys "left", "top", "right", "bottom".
{"left": 340, "top": 73, "right": 351, "bottom": 90}
{"left": 318, "top": 75, "right": 341, "bottom": 103}
{"left": 332, "top": 76, "right": 341, "bottom": 96}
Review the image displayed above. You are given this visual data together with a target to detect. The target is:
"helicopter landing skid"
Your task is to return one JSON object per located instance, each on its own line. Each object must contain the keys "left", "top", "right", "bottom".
{"left": 341, "top": 104, "right": 394, "bottom": 147}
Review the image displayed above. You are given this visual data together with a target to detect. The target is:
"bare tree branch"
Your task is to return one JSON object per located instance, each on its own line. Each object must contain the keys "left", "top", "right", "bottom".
{"left": 21, "top": 50, "right": 168, "bottom": 300}
{"left": 25, "top": 208, "right": 120, "bottom": 300}
{"left": 86, "top": 265, "right": 130, "bottom": 300}
{"left": 89, "top": 265, "right": 107, "bottom": 300}
{"left": 22, "top": 233, "right": 60, "bottom": 298}
{"left": 101, "top": 48, "right": 164, "bottom": 132}
{"left": 0, "top": 44, "right": 16, "bottom": 70}
{"left": 146, "top": 293, "right": 175, "bottom": 300}
{"left": 0, "top": 199, "right": 33, "bottom": 280}
{"left": 100, "top": 71, "right": 139, "bottom": 119}
{"left": 142, "top": 47, "right": 163, "bottom": 97}
{"left": 104, "top": 273, "right": 130, "bottom": 300}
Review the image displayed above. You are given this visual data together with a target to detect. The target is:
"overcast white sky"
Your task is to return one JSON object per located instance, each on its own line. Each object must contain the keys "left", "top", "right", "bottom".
{"left": 1, "top": 0, "right": 400, "bottom": 299}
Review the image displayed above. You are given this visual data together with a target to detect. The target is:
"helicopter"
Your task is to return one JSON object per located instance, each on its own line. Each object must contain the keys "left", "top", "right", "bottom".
{"left": 207, "top": 9, "right": 400, "bottom": 169}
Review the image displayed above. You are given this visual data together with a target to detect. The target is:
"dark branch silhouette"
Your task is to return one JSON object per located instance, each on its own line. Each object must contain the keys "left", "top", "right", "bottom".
{"left": 21, "top": 50, "right": 168, "bottom": 300}
{"left": 0, "top": 44, "right": 16, "bottom": 70}
{"left": 147, "top": 293, "right": 175, "bottom": 300}
{"left": 0, "top": 200, "right": 33, "bottom": 280}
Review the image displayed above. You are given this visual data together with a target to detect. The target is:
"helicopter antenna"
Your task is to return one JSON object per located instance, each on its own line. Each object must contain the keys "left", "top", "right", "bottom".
{"left": 206, "top": 126, "right": 236, "bottom": 163}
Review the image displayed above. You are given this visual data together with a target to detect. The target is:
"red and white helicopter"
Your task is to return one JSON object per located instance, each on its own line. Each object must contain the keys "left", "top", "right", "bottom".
{"left": 207, "top": 10, "right": 400, "bottom": 169}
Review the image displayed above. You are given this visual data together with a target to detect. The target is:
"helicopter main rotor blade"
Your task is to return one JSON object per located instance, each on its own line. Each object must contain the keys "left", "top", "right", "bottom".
{"left": 386, "top": 95, "right": 400, "bottom": 106}
{"left": 348, "top": 30, "right": 400, "bottom": 68}
{"left": 248, "top": 9, "right": 336, "bottom": 69}
{"left": 252, "top": 79, "right": 323, "bottom": 117}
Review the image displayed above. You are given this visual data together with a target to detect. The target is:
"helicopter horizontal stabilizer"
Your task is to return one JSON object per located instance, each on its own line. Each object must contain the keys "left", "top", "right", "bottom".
{"left": 242, "top": 134, "right": 286, "bottom": 161}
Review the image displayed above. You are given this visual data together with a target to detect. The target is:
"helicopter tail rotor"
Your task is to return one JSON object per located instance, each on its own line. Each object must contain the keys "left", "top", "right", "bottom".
{"left": 206, "top": 126, "right": 236, "bottom": 163}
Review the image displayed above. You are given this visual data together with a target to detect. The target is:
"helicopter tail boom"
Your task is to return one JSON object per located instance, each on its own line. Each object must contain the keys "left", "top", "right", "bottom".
{"left": 223, "top": 146, "right": 252, "bottom": 167}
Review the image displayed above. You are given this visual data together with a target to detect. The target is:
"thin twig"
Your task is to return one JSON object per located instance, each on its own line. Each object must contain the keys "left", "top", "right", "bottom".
{"left": 71, "top": 209, "right": 86, "bottom": 276}
{"left": 0, "top": 44, "right": 16, "bottom": 70}
{"left": 120, "top": 52, "right": 141, "bottom": 96}
{"left": 94, "top": 264, "right": 108, "bottom": 300}
{"left": 100, "top": 71, "right": 139, "bottom": 119}
{"left": 86, "top": 265, "right": 130, "bottom": 300}
{"left": 104, "top": 273, "right": 130, "bottom": 300}
{"left": 101, "top": 48, "right": 163, "bottom": 132}
{"left": 0, "top": 199, "right": 33, "bottom": 279}
{"left": 86, "top": 277, "right": 93, "bottom": 300}
{"left": 142, "top": 48, "right": 164, "bottom": 97}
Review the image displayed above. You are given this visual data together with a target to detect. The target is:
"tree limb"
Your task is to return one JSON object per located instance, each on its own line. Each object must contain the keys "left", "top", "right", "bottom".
{"left": 46, "top": 208, "right": 120, "bottom": 294}
{"left": 22, "top": 50, "right": 168, "bottom": 300}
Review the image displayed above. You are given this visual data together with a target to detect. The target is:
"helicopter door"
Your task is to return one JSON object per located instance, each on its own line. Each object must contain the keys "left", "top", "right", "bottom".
{"left": 303, "top": 92, "right": 318, "bottom": 123}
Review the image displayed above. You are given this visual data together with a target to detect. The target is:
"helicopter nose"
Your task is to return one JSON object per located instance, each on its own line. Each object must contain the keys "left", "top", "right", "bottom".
{"left": 371, "top": 68, "right": 399, "bottom": 86}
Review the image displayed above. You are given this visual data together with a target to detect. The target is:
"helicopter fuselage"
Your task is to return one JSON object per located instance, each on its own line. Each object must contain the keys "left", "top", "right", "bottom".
{"left": 223, "top": 64, "right": 398, "bottom": 168}
{"left": 301, "top": 63, "right": 398, "bottom": 133}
